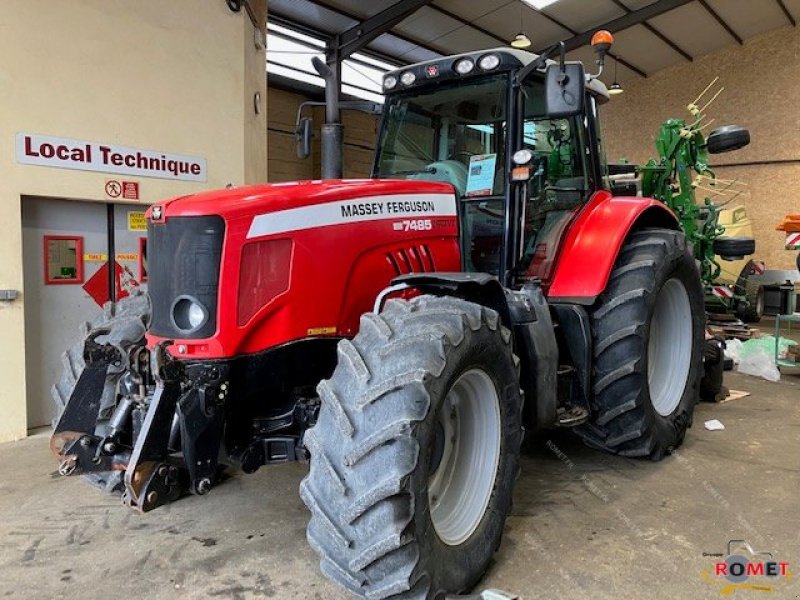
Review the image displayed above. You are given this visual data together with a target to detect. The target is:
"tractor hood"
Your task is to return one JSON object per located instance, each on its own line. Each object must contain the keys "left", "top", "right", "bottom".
{"left": 144, "top": 177, "right": 461, "bottom": 359}
{"left": 146, "top": 179, "right": 456, "bottom": 222}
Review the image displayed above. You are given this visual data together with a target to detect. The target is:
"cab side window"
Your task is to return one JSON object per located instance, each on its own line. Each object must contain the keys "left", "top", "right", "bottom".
{"left": 588, "top": 95, "right": 610, "bottom": 190}
{"left": 519, "top": 84, "right": 591, "bottom": 281}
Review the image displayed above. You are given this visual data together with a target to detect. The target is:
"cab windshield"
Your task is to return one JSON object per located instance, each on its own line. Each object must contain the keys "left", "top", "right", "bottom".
{"left": 374, "top": 74, "right": 508, "bottom": 199}
{"left": 374, "top": 73, "right": 590, "bottom": 277}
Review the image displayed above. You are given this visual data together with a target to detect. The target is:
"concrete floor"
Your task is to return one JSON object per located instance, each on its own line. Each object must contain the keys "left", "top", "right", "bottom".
{"left": 2, "top": 329, "right": 799, "bottom": 598}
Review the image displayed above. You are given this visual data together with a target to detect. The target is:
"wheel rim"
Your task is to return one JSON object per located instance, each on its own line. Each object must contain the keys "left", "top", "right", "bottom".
{"left": 428, "top": 368, "right": 501, "bottom": 546}
{"left": 648, "top": 278, "right": 693, "bottom": 417}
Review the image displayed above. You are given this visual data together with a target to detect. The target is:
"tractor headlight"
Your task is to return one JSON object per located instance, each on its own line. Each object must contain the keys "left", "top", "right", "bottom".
{"left": 478, "top": 54, "right": 500, "bottom": 71}
{"left": 400, "top": 71, "right": 416, "bottom": 86}
{"left": 513, "top": 149, "right": 534, "bottom": 165}
{"left": 171, "top": 296, "right": 208, "bottom": 332}
{"left": 454, "top": 58, "right": 475, "bottom": 75}
{"left": 384, "top": 75, "right": 398, "bottom": 90}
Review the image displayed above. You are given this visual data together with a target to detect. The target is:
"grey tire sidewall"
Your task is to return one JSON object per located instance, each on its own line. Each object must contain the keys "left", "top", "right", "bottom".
{"left": 410, "top": 327, "right": 522, "bottom": 595}
{"left": 51, "top": 291, "right": 150, "bottom": 491}
{"left": 735, "top": 279, "right": 763, "bottom": 323}
{"left": 755, "top": 286, "right": 765, "bottom": 318}
{"left": 643, "top": 246, "right": 704, "bottom": 443}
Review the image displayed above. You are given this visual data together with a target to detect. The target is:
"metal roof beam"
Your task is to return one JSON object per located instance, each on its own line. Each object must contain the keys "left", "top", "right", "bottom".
{"left": 558, "top": 0, "right": 695, "bottom": 53}
{"left": 609, "top": 0, "right": 693, "bottom": 61}
{"left": 697, "top": 0, "right": 743, "bottom": 44}
{"left": 775, "top": 0, "right": 797, "bottom": 26}
{"left": 336, "top": 0, "right": 434, "bottom": 59}
{"left": 530, "top": 7, "right": 647, "bottom": 77}
{"left": 273, "top": 2, "right": 446, "bottom": 61}
{"left": 428, "top": 3, "right": 515, "bottom": 45}
{"left": 611, "top": 55, "right": 647, "bottom": 78}
{"left": 268, "top": 12, "right": 407, "bottom": 68}
{"left": 642, "top": 22, "right": 693, "bottom": 61}
{"left": 430, "top": 2, "right": 647, "bottom": 77}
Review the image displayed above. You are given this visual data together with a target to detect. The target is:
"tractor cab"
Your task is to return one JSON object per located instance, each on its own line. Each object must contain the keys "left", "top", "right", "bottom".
{"left": 373, "top": 42, "right": 612, "bottom": 287}
{"left": 303, "top": 34, "right": 706, "bottom": 600}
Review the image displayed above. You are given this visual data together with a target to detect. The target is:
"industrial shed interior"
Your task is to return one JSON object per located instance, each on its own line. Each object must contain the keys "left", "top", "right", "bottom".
{"left": 1, "top": 1, "right": 798, "bottom": 599}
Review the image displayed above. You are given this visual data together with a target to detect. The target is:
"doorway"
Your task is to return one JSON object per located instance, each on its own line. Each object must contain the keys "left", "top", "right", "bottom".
{"left": 21, "top": 196, "right": 149, "bottom": 429}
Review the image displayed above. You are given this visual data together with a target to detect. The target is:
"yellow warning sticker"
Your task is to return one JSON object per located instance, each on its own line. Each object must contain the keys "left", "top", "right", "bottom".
{"left": 84, "top": 253, "right": 108, "bottom": 261}
{"left": 307, "top": 326, "right": 337, "bottom": 336}
{"left": 116, "top": 253, "right": 138, "bottom": 261}
{"left": 128, "top": 211, "right": 147, "bottom": 231}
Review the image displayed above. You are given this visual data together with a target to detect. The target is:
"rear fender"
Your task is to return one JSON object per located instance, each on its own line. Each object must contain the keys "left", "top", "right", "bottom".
{"left": 548, "top": 191, "right": 679, "bottom": 304}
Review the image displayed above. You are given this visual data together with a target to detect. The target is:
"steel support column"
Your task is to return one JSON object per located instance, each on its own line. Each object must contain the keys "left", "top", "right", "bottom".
{"left": 319, "top": 0, "right": 433, "bottom": 179}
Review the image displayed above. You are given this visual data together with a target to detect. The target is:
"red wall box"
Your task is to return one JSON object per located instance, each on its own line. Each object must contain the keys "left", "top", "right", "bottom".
{"left": 43, "top": 235, "right": 84, "bottom": 284}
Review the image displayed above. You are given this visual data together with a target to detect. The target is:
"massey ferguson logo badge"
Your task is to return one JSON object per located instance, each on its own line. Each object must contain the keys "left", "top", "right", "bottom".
{"left": 151, "top": 206, "right": 163, "bottom": 220}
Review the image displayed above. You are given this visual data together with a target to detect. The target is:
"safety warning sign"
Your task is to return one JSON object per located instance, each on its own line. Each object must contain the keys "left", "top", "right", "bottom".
{"left": 128, "top": 211, "right": 147, "bottom": 231}
{"left": 105, "top": 180, "right": 122, "bottom": 198}
{"left": 122, "top": 181, "right": 139, "bottom": 200}
{"left": 106, "top": 179, "right": 139, "bottom": 200}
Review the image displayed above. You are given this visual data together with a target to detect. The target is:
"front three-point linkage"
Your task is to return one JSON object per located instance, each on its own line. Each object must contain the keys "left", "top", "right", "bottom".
{"left": 122, "top": 341, "right": 230, "bottom": 512}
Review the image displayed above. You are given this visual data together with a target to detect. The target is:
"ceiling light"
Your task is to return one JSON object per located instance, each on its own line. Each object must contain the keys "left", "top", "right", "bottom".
{"left": 510, "top": 32, "right": 532, "bottom": 48}
{"left": 521, "top": 0, "right": 561, "bottom": 9}
{"left": 608, "top": 56, "right": 623, "bottom": 95}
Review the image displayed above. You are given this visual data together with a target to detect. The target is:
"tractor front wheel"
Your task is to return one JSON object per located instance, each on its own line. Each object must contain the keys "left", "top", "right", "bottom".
{"left": 302, "top": 296, "right": 522, "bottom": 599}
{"left": 52, "top": 290, "right": 150, "bottom": 492}
{"left": 576, "top": 228, "right": 704, "bottom": 460}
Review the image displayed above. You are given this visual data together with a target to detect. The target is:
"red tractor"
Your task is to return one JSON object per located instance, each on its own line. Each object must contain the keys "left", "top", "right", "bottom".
{"left": 52, "top": 33, "right": 703, "bottom": 599}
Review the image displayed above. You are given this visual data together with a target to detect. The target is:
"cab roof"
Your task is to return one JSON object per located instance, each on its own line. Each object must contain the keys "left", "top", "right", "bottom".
{"left": 384, "top": 47, "right": 609, "bottom": 104}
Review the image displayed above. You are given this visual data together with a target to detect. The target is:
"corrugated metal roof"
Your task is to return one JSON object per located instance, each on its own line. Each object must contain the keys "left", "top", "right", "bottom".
{"left": 268, "top": 0, "right": 798, "bottom": 86}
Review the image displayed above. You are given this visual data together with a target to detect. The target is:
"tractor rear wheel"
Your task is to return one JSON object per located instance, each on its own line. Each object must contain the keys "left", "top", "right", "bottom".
{"left": 52, "top": 290, "right": 150, "bottom": 492}
{"left": 302, "top": 296, "right": 522, "bottom": 599}
{"left": 576, "top": 228, "right": 704, "bottom": 460}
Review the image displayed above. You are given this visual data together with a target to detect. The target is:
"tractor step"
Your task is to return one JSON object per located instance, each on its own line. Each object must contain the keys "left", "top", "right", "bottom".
{"left": 556, "top": 405, "right": 589, "bottom": 427}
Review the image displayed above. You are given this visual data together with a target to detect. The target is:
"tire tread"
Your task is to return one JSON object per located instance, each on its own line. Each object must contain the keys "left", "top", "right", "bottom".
{"left": 302, "top": 296, "right": 515, "bottom": 599}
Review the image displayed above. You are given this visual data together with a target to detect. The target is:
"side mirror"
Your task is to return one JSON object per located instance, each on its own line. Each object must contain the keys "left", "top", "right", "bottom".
{"left": 706, "top": 125, "right": 750, "bottom": 154}
{"left": 545, "top": 63, "right": 585, "bottom": 118}
{"left": 295, "top": 117, "right": 313, "bottom": 159}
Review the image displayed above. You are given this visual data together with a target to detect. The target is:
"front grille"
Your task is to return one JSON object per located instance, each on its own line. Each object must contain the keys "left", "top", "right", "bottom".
{"left": 147, "top": 216, "right": 225, "bottom": 339}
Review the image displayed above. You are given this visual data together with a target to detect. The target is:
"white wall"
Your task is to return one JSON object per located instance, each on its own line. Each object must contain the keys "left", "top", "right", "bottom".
{"left": 0, "top": 0, "right": 267, "bottom": 442}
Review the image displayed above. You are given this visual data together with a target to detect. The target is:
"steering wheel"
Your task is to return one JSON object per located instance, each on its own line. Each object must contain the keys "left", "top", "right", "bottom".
{"left": 408, "top": 160, "right": 468, "bottom": 197}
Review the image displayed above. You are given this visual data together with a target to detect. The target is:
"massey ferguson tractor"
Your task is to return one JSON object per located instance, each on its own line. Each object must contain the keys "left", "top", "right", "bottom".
{"left": 49, "top": 31, "right": 750, "bottom": 599}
